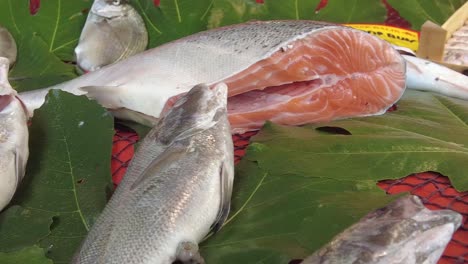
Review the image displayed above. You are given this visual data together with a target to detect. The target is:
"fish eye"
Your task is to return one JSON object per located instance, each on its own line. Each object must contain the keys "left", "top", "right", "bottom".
{"left": 112, "top": 0, "right": 121, "bottom": 5}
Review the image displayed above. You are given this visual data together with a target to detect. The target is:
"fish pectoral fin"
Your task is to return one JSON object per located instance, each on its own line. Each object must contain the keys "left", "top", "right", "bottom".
{"left": 80, "top": 85, "right": 124, "bottom": 109}
{"left": 129, "top": 142, "right": 187, "bottom": 191}
{"left": 210, "top": 161, "right": 233, "bottom": 233}
{"left": 14, "top": 148, "right": 25, "bottom": 183}
{"left": 175, "top": 241, "right": 205, "bottom": 264}
{"left": 111, "top": 108, "right": 159, "bottom": 127}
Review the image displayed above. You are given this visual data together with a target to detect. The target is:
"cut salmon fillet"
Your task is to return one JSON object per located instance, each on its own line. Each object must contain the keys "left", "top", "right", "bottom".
{"left": 221, "top": 27, "right": 406, "bottom": 134}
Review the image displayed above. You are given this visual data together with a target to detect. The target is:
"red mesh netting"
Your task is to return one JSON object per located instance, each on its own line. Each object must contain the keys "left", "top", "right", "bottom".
{"left": 112, "top": 128, "right": 468, "bottom": 263}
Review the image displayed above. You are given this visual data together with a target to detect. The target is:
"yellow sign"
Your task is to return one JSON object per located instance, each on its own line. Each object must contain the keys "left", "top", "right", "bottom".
{"left": 345, "top": 24, "right": 419, "bottom": 52}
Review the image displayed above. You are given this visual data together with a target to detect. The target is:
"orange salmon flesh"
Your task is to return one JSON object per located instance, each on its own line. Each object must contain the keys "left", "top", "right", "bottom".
{"left": 224, "top": 28, "right": 406, "bottom": 134}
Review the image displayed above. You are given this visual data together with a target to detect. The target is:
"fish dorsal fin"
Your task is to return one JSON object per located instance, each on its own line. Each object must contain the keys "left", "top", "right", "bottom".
{"left": 129, "top": 141, "right": 188, "bottom": 191}
{"left": 210, "top": 161, "right": 233, "bottom": 233}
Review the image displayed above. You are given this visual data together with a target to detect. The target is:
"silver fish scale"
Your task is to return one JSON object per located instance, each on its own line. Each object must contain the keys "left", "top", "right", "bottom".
{"left": 72, "top": 84, "right": 233, "bottom": 264}
{"left": 184, "top": 20, "right": 336, "bottom": 52}
{"left": 173, "top": 20, "right": 343, "bottom": 81}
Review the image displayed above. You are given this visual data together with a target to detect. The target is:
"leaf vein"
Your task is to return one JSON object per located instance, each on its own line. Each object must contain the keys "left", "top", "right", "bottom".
{"left": 62, "top": 132, "right": 90, "bottom": 231}
{"left": 7, "top": 0, "right": 20, "bottom": 34}
{"left": 49, "top": 0, "right": 62, "bottom": 52}
{"left": 174, "top": 0, "right": 182, "bottom": 23}
{"left": 223, "top": 172, "right": 268, "bottom": 226}
{"left": 51, "top": 38, "right": 79, "bottom": 53}
{"left": 135, "top": 0, "right": 162, "bottom": 34}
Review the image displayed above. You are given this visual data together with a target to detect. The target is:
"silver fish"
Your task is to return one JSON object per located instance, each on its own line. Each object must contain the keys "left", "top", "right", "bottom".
{"left": 0, "top": 26, "right": 17, "bottom": 67}
{"left": 0, "top": 57, "right": 28, "bottom": 211}
{"left": 72, "top": 83, "right": 234, "bottom": 263}
{"left": 302, "top": 195, "right": 462, "bottom": 264}
{"left": 404, "top": 54, "right": 468, "bottom": 98}
{"left": 74, "top": 0, "right": 148, "bottom": 73}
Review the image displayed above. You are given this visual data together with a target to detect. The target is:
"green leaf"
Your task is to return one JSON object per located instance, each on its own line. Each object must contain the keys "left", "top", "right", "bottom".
{"left": 0, "top": 205, "right": 56, "bottom": 252}
{"left": 208, "top": 0, "right": 268, "bottom": 28}
{"left": 311, "top": 0, "right": 386, "bottom": 23}
{"left": 0, "top": 245, "right": 53, "bottom": 264}
{"left": 134, "top": 0, "right": 214, "bottom": 47}
{"left": 9, "top": 33, "right": 76, "bottom": 92}
{"left": 249, "top": 90, "right": 468, "bottom": 191}
{"left": 200, "top": 90, "right": 468, "bottom": 262}
{"left": 200, "top": 155, "right": 398, "bottom": 262}
{"left": 0, "top": 0, "right": 90, "bottom": 61}
{"left": 0, "top": 0, "right": 84, "bottom": 91}
{"left": 387, "top": 0, "right": 466, "bottom": 29}
{"left": 11, "top": 91, "right": 114, "bottom": 264}
{"left": 208, "top": 0, "right": 387, "bottom": 28}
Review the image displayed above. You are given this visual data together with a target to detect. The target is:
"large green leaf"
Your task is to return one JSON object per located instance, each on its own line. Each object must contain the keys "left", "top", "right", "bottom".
{"left": 0, "top": 205, "right": 56, "bottom": 252}
{"left": 134, "top": 0, "right": 214, "bottom": 47}
{"left": 8, "top": 33, "right": 76, "bottom": 92}
{"left": 200, "top": 90, "right": 468, "bottom": 262}
{"left": 387, "top": 0, "right": 467, "bottom": 29}
{"left": 0, "top": 245, "right": 53, "bottom": 264}
{"left": 208, "top": 0, "right": 387, "bottom": 28}
{"left": 200, "top": 135, "right": 398, "bottom": 262}
{"left": 0, "top": 0, "right": 90, "bottom": 61}
{"left": 0, "top": 0, "right": 85, "bottom": 91}
{"left": 250, "top": 90, "right": 468, "bottom": 191}
{"left": 10, "top": 91, "right": 114, "bottom": 263}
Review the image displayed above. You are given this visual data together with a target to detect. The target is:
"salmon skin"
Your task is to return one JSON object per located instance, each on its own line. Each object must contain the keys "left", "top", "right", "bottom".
{"left": 18, "top": 20, "right": 406, "bottom": 134}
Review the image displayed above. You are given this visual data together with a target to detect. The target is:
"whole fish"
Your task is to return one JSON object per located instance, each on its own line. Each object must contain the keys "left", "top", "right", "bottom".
{"left": 74, "top": 0, "right": 148, "bottom": 73}
{"left": 0, "top": 26, "right": 17, "bottom": 67}
{"left": 18, "top": 20, "right": 468, "bottom": 133}
{"left": 404, "top": 54, "right": 468, "bottom": 99}
{"left": 18, "top": 20, "right": 407, "bottom": 133}
{"left": 0, "top": 57, "right": 29, "bottom": 211}
{"left": 72, "top": 83, "right": 234, "bottom": 263}
{"left": 302, "top": 195, "right": 462, "bottom": 264}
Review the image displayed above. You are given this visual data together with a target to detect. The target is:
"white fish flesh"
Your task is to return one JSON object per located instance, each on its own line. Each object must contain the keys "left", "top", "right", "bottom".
{"left": 302, "top": 195, "right": 462, "bottom": 264}
{"left": 0, "top": 57, "right": 28, "bottom": 211}
{"left": 71, "top": 83, "right": 234, "bottom": 263}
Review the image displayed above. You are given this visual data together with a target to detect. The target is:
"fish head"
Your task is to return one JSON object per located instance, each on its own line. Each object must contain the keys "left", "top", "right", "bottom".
{"left": 172, "top": 82, "right": 228, "bottom": 116}
{"left": 103, "top": 0, "right": 130, "bottom": 5}
{"left": 91, "top": 0, "right": 130, "bottom": 18}
{"left": 354, "top": 195, "right": 462, "bottom": 263}
{"left": 158, "top": 83, "right": 229, "bottom": 143}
